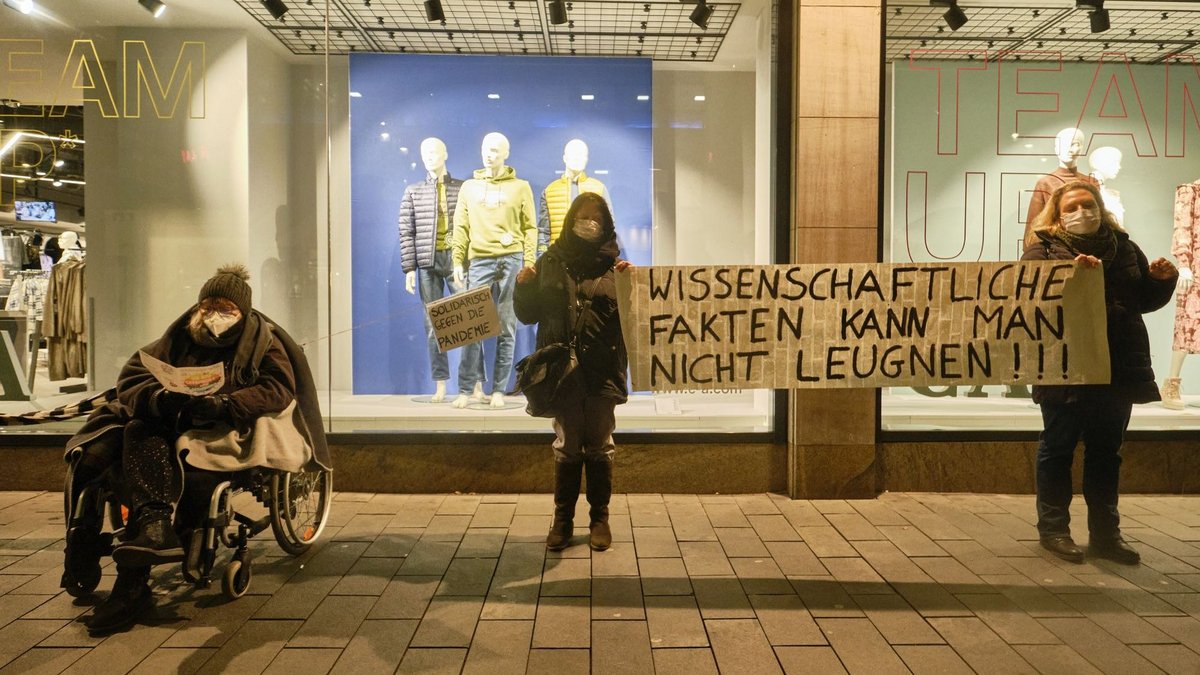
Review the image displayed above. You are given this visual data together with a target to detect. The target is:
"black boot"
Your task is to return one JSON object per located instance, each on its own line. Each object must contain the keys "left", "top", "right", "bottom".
{"left": 547, "top": 460, "right": 582, "bottom": 551}
{"left": 112, "top": 421, "right": 184, "bottom": 567}
{"left": 585, "top": 456, "right": 613, "bottom": 551}
{"left": 86, "top": 564, "right": 153, "bottom": 636}
{"left": 1090, "top": 536, "right": 1141, "bottom": 565}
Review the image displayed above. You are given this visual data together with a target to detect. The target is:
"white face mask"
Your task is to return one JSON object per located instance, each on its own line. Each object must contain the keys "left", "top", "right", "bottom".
{"left": 1062, "top": 207, "right": 1101, "bottom": 235}
{"left": 203, "top": 313, "right": 240, "bottom": 337}
{"left": 573, "top": 219, "right": 604, "bottom": 243}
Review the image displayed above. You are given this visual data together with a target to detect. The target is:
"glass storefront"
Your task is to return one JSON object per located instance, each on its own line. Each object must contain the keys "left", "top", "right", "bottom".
{"left": 882, "top": 0, "right": 1200, "bottom": 433}
{"left": 0, "top": 0, "right": 779, "bottom": 437}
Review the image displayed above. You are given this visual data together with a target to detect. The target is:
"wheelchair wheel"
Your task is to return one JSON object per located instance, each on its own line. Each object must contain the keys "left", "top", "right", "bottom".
{"left": 222, "top": 555, "right": 252, "bottom": 599}
{"left": 269, "top": 468, "right": 332, "bottom": 556}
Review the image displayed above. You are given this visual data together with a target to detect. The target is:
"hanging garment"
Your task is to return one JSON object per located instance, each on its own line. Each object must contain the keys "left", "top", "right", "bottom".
{"left": 537, "top": 173, "right": 610, "bottom": 254}
{"left": 398, "top": 173, "right": 464, "bottom": 273}
{"left": 1173, "top": 182, "right": 1200, "bottom": 354}
{"left": 1024, "top": 167, "right": 1099, "bottom": 249}
{"left": 43, "top": 259, "right": 86, "bottom": 380}
{"left": 451, "top": 166, "right": 538, "bottom": 268}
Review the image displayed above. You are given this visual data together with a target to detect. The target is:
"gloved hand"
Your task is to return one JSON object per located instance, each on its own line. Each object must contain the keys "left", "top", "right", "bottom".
{"left": 152, "top": 390, "right": 190, "bottom": 423}
{"left": 185, "top": 394, "right": 230, "bottom": 424}
{"left": 405, "top": 270, "right": 417, "bottom": 295}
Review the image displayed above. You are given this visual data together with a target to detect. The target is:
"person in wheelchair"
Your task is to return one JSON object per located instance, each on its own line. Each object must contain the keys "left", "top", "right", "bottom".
{"left": 63, "top": 264, "right": 330, "bottom": 635}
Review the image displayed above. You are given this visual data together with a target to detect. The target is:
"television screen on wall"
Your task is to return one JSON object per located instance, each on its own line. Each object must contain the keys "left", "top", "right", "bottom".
{"left": 14, "top": 200, "right": 56, "bottom": 223}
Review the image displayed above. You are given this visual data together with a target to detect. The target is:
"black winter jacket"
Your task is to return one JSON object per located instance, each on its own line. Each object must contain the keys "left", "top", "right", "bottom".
{"left": 513, "top": 248, "right": 628, "bottom": 402}
{"left": 399, "top": 174, "right": 464, "bottom": 273}
{"left": 1022, "top": 230, "right": 1176, "bottom": 405}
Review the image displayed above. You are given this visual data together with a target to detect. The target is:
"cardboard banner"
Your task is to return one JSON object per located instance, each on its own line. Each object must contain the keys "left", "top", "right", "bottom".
{"left": 139, "top": 350, "right": 225, "bottom": 396}
{"left": 426, "top": 286, "right": 502, "bottom": 353}
{"left": 616, "top": 262, "right": 1111, "bottom": 391}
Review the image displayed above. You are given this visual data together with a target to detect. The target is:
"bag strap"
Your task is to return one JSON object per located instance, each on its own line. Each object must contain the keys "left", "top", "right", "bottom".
{"left": 567, "top": 273, "right": 605, "bottom": 348}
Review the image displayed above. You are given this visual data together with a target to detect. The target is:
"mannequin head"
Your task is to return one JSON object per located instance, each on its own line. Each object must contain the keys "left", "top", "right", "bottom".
{"left": 420, "top": 137, "right": 448, "bottom": 176}
{"left": 1054, "top": 127, "right": 1085, "bottom": 167}
{"left": 563, "top": 139, "right": 589, "bottom": 175}
{"left": 1089, "top": 146, "right": 1122, "bottom": 181}
{"left": 481, "top": 132, "right": 510, "bottom": 172}
{"left": 59, "top": 231, "right": 78, "bottom": 250}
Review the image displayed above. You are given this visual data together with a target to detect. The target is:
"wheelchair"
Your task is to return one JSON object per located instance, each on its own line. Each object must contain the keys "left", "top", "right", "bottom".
{"left": 61, "top": 449, "right": 333, "bottom": 600}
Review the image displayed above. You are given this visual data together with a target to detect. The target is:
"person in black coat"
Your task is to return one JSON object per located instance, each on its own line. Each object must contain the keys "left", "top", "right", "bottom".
{"left": 514, "top": 192, "right": 630, "bottom": 552}
{"left": 1022, "top": 181, "right": 1177, "bottom": 565}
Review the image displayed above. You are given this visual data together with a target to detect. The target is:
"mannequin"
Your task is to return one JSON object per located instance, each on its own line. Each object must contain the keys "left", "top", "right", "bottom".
{"left": 1163, "top": 180, "right": 1200, "bottom": 409}
{"left": 399, "top": 137, "right": 466, "bottom": 402}
{"left": 537, "top": 139, "right": 611, "bottom": 254}
{"left": 1024, "top": 127, "right": 1099, "bottom": 249}
{"left": 58, "top": 231, "right": 83, "bottom": 261}
{"left": 1089, "top": 146, "right": 1124, "bottom": 226}
{"left": 451, "top": 132, "right": 537, "bottom": 409}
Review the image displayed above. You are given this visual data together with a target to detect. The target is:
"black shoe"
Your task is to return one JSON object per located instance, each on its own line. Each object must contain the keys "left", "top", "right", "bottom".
{"left": 1040, "top": 536, "right": 1085, "bottom": 563}
{"left": 546, "top": 519, "right": 573, "bottom": 552}
{"left": 86, "top": 567, "right": 153, "bottom": 636}
{"left": 112, "top": 507, "right": 183, "bottom": 567}
{"left": 1090, "top": 537, "right": 1141, "bottom": 565}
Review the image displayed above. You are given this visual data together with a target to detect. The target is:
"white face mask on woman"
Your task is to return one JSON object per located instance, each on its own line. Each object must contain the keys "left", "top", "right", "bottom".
{"left": 1061, "top": 207, "right": 1101, "bottom": 235}
{"left": 203, "top": 313, "right": 240, "bottom": 337}
{"left": 573, "top": 218, "right": 604, "bottom": 243}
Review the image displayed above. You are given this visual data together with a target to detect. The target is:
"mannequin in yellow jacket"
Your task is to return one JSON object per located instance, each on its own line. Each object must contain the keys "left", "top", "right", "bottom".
{"left": 451, "top": 132, "right": 538, "bottom": 409}
{"left": 538, "top": 139, "right": 611, "bottom": 254}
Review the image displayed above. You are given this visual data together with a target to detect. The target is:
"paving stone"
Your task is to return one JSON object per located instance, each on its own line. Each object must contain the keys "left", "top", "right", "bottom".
{"left": 715, "top": 527, "right": 770, "bottom": 558}
{"left": 692, "top": 576, "right": 755, "bottom": 619}
{"left": 481, "top": 574, "right": 541, "bottom": 621}
{"left": 506, "top": 515, "right": 550, "bottom": 543}
{"left": 263, "top": 647, "right": 342, "bottom": 674}
{"left": 1012, "top": 644, "right": 1104, "bottom": 674}
{"left": 849, "top": 500, "right": 913, "bottom": 527}
{"left": 436, "top": 495, "right": 480, "bottom": 515}
{"left": 668, "top": 506, "right": 718, "bottom": 542}
{"left": 854, "top": 593, "right": 944, "bottom": 645}
{"left": 0, "top": 594, "right": 52, "bottom": 628}
{"left": 821, "top": 557, "right": 890, "bottom": 595}
{"left": 1039, "top": 617, "right": 1162, "bottom": 674}
{"left": 633, "top": 527, "right": 680, "bottom": 558}
{"left": 422, "top": 515, "right": 472, "bottom": 542}
{"left": 456, "top": 529, "right": 507, "bottom": 558}
{"left": 954, "top": 593, "right": 1058, "bottom": 645}
{"left": 776, "top": 501, "right": 830, "bottom": 529}
{"left": 1147, "top": 616, "right": 1200, "bottom": 652}
{"left": 639, "top": 558, "right": 693, "bottom": 596}
{"left": 628, "top": 500, "right": 671, "bottom": 528}
{"left": 1004, "top": 556, "right": 1093, "bottom": 594}
{"left": 331, "top": 556, "right": 404, "bottom": 596}
{"left": 61, "top": 621, "right": 179, "bottom": 674}
{"left": 652, "top": 647, "right": 719, "bottom": 674}
{"left": 289, "top": 594, "right": 375, "bottom": 648}
{"left": 789, "top": 576, "right": 863, "bottom": 618}
{"left": 1058, "top": 592, "right": 1176, "bottom": 644}
{"left": 706, "top": 618, "right": 784, "bottom": 674}
{"left": 1161, "top": 592, "right": 1200, "bottom": 616}
{"left": 938, "top": 540, "right": 1017, "bottom": 575}
{"left": 193, "top": 619, "right": 302, "bottom": 675}
{"left": 532, "top": 596, "right": 590, "bottom": 648}
{"left": 774, "top": 646, "right": 848, "bottom": 674}
{"left": 703, "top": 503, "right": 752, "bottom": 528}
{"left": 591, "top": 544, "right": 639, "bottom": 577}
{"left": 679, "top": 541, "right": 734, "bottom": 577}
{"left": 462, "top": 619, "right": 532, "bottom": 675}
{"left": 798, "top": 527, "right": 859, "bottom": 558}
{"left": 525, "top": 648, "right": 588, "bottom": 674}
{"left": 437, "top": 557, "right": 498, "bottom": 597}
{"left": 815, "top": 501, "right": 857, "bottom": 515}
{"left": 514, "top": 494, "right": 554, "bottom": 516}
{"left": 398, "top": 540, "right": 459, "bottom": 576}
{"left": 593, "top": 576, "right": 645, "bottom": 620}
{"left": 645, "top": 595, "right": 708, "bottom": 648}
{"left": 37, "top": 618, "right": 104, "bottom": 649}
{"left": 540, "top": 557, "right": 590, "bottom": 597}
{"left": 1074, "top": 574, "right": 1185, "bottom": 616}
{"left": 592, "top": 620, "right": 653, "bottom": 674}
{"left": 254, "top": 574, "right": 341, "bottom": 620}
{"left": 980, "top": 573, "right": 1080, "bottom": 618}
{"left": 0, "top": 647, "right": 88, "bottom": 675}
{"left": 395, "top": 647, "right": 467, "bottom": 673}
{"left": 468, "top": 503, "right": 516, "bottom": 529}
{"left": 163, "top": 594, "right": 270, "bottom": 648}
{"left": 330, "top": 619, "right": 418, "bottom": 674}
{"left": 1131, "top": 644, "right": 1200, "bottom": 674}
{"left": 894, "top": 645, "right": 974, "bottom": 674}
{"left": 817, "top": 617, "right": 909, "bottom": 674}
{"left": 333, "top": 513, "right": 392, "bottom": 542}
{"left": 410, "top": 596, "right": 484, "bottom": 648}
{"left": 747, "top": 515, "right": 801, "bottom": 542}
{"left": 750, "top": 594, "right": 826, "bottom": 646}
{"left": 368, "top": 576, "right": 440, "bottom": 620}
{"left": 877, "top": 525, "right": 948, "bottom": 558}
{"left": 928, "top": 617, "right": 1037, "bottom": 674}
{"left": 765, "top": 541, "right": 828, "bottom": 577}
{"left": 0, "top": 575, "right": 37, "bottom": 596}
{"left": 826, "top": 513, "right": 886, "bottom": 541}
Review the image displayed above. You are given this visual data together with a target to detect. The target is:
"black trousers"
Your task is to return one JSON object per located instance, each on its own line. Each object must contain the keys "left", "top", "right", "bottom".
{"left": 1035, "top": 394, "right": 1132, "bottom": 541}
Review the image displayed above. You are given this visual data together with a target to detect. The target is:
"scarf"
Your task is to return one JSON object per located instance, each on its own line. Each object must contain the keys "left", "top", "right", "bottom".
{"left": 556, "top": 227, "right": 620, "bottom": 279}
{"left": 180, "top": 308, "right": 273, "bottom": 387}
{"left": 1056, "top": 222, "right": 1118, "bottom": 262}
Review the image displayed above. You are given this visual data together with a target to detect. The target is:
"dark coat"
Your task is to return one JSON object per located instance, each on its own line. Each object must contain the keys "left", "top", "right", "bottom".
{"left": 513, "top": 247, "right": 628, "bottom": 402}
{"left": 1022, "top": 230, "right": 1176, "bottom": 405}
{"left": 399, "top": 173, "right": 463, "bottom": 273}
{"left": 66, "top": 309, "right": 330, "bottom": 472}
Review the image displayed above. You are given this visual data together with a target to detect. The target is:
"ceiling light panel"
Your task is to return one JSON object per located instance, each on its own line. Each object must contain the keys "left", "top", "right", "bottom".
{"left": 551, "top": 1, "right": 737, "bottom": 38}
{"left": 1003, "top": 39, "right": 1195, "bottom": 62}
{"left": 368, "top": 29, "right": 550, "bottom": 55}
{"left": 549, "top": 33, "right": 723, "bottom": 60}
{"left": 1052, "top": 7, "right": 1200, "bottom": 42}
{"left": 270, "top": 26, "right": 376, "bottom": 54}
{"left": 234, "top": 0, "right": 357, "bottom": 30}
{"left": 886, "top": 38, "right": 1020, "bottom": 63}
{"left": 889, "top": 6, "right": 1071, "bottom": 40}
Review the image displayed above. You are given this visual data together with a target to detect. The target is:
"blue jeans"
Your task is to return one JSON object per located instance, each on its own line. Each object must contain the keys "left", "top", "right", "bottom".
{"left": 1035, "top": 393, "right": 1132, "bottom": 541}
{"left": 459, "top": 252, "right": 523, "bottom": 394}
{"left": 417, "top": 250, "right": 462, "bottom": 382}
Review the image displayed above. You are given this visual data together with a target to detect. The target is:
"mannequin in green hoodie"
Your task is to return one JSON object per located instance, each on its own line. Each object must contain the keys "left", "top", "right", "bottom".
{"left": 451, "top": 132, "right": 538, "bottom": 409}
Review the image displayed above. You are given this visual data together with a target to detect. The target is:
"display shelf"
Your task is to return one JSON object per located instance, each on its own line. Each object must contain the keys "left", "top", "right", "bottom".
{"left": 882, "top": 392, "right": 1200, "bottom": 432}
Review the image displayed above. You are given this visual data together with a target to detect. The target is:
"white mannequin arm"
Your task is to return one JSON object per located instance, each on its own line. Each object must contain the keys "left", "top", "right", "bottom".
{"left": 1179, "top": 267, "right": 1194, "bottom": 294}
{"left": 405, "top": 270, "right": 417, "bottom": 295}
{"left": 453, "top": 266, "right": 466, "bottom": 286}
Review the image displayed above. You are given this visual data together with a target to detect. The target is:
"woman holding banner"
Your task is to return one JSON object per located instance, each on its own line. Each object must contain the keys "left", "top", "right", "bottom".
{"left": 514, "top": 193, "right": 630, "bottom": 552}
{"left": 1023, "top": 181, "right": 1178, "bottom": 565}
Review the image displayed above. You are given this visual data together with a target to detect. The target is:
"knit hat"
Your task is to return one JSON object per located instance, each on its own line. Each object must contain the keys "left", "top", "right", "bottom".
{"left": 199, "top": 264, "right": 252, "bottom": 315}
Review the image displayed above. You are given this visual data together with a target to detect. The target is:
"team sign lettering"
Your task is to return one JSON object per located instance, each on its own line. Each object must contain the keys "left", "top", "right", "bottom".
{"left": 615, "top": 262, "right": 1110, "bottom": 390}
{"left": 426, "top": 286, "right": 501, "bottom": 353}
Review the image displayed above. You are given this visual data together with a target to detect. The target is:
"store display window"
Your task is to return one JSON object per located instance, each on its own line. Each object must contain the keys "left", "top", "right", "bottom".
{"left": 883, "top": 0, "right": 1200, "bottom": 433}
{"left": 0, "top": 0, "right": 780, "bottom": 437}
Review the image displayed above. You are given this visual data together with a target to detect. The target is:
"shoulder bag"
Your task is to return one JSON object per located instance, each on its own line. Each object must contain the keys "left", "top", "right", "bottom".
{"left": 514, "top": 276, "right": 600, "bottom": 418}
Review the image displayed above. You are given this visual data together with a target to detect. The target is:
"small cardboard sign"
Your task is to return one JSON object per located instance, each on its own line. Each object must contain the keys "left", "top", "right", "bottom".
{"left": 427, "top": 285, "right": 502, "bottom": 353}
{"left": 139, "top": 350, "right": 225, "bottom": 396}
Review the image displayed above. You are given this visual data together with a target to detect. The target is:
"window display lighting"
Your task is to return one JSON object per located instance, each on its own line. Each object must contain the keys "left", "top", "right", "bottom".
{"left": 1081, "top": 0, "right": 1111, "bottom": 33}
{"left": 689, "top": 0, "right": 714, "bottom": 30}
{"left": 548, "top": 0, "right": 567, "bottom": 25}
{"left": 2, "top": 0, "right": 33, "bottom": 14}
{"left": 137, "top": 0, "right": 166, "bottom": 17}
{"left": 260, "top": 0, "right": 288, "bottom": 20}
{"left": 929, "top": 0, "right": 967, "bottom": 31}
{"left": 424, "top": 0, "right": 445, "bottom": 22}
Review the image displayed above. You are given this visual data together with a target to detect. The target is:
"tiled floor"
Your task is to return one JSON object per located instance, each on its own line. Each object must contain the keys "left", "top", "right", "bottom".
{"left": 3, "top": 491, "right": 1200, "bottom": 674}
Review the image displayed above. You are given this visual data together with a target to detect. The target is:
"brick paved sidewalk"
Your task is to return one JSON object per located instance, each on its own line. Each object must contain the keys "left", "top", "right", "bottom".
{"left": 2, "top": 491, "right": 1200, "bottom": 673}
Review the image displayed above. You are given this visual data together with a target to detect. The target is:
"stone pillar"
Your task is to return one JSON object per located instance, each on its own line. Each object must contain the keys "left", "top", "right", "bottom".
{"left": 788, "top": 0, "right": 882, "bottom": 498}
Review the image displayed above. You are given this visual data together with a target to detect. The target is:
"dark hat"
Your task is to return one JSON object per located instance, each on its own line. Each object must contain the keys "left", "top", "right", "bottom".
{"left": 199, "top": 263, "right": 252, "bottom": 314}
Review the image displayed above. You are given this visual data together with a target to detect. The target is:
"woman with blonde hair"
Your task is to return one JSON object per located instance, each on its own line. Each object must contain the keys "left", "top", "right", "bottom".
{"left": 1022, "top": 181, "right": 1177, "bottom": 565}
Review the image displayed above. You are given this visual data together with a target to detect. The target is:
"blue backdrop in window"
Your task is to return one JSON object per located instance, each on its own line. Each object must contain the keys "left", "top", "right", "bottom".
{"left": 350, "top": 54, "right": 652, "bottom": 395}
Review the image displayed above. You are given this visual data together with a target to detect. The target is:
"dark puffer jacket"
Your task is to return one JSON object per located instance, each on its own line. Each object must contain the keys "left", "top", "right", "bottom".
{"left": 513, "top": 248, "right": 628, "bottom": 403}
{"left": 1022, "top": 230, "right": 1176, "bottom": 405}
{"left": 398, "top": 174, "right": 464, "bottom": 273}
